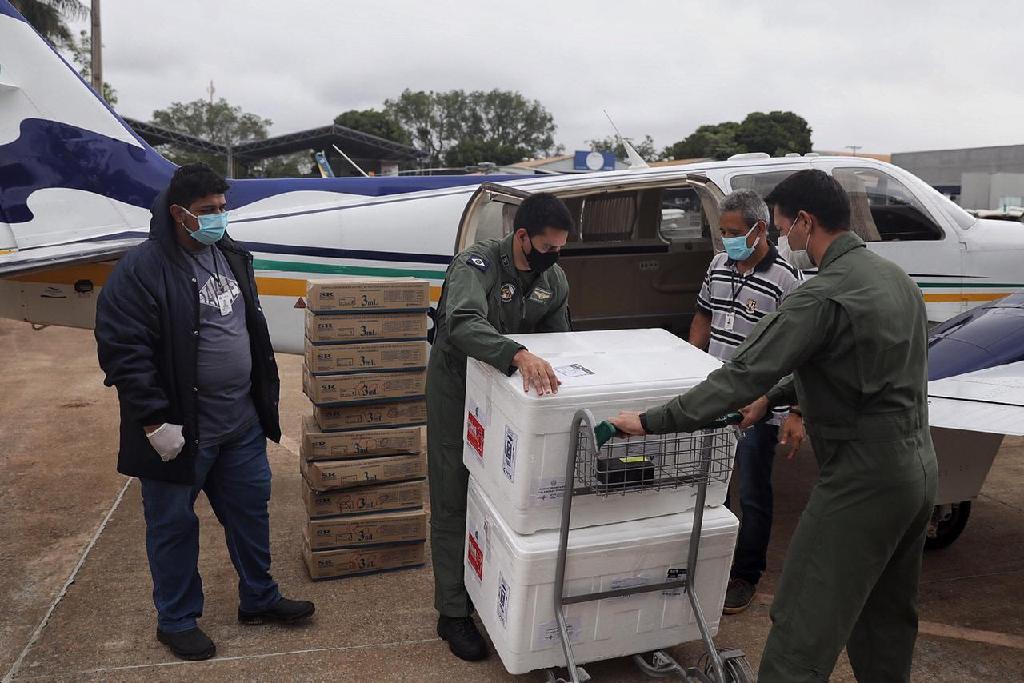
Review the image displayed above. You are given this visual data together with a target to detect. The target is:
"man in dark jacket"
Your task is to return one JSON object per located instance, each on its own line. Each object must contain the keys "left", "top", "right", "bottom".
{"left": 95, "top": 163, "right": 314, "bottom": 662}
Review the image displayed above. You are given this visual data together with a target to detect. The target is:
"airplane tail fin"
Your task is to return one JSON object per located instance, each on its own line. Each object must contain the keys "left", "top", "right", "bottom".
{"left": 0, "top": 0, "right": 174, "bottom": 258}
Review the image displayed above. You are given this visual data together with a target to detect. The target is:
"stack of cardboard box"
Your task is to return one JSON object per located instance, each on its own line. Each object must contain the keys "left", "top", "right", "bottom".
{"left": 300, "top": 277, "right": 431, "bottom": 580}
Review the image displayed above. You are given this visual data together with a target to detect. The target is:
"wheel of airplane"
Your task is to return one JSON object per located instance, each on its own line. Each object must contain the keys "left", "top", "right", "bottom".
{"left": 924, "top": 501, "right": 971, "bottom": 550}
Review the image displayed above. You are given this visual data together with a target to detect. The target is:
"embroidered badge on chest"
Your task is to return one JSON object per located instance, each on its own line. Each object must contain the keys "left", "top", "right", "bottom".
{"left": 745, "top": 298, "right": 758, "bottom": 314}
{"left": 500, "top": 282, "right": 516, "bottom": 303}
{"left": 530, "top": 287, "right": 552, "bottom": 303}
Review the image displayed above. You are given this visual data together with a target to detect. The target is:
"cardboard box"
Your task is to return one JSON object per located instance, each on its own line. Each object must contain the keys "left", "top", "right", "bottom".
{"left": 301, "top": 452, "right": 427, "bottom": 490}
{"left": 303, "top": 479, "right": 426, "bottom": 518}
{"left": 305, "top": 509, "right": 427, "bottom": 550}
{"left": 304, "top": 541, "right": 426, "bottom": 580}
{"left": 305, "top": 278, "right": 430, "bottom": 314}
{"left": 314, "top": 400, "right": 427, "bottom": 432}
{"left": 302, "top": 367, "right": 426, "bottom": 406}
{"left": 304, "top": 339, "right": 428, "bottom": 375}
{"left": 300, "top": 416, "right": 423, "bottom": 461}
{"left": 305, "top": 310, "right": 428, "bottom": 344}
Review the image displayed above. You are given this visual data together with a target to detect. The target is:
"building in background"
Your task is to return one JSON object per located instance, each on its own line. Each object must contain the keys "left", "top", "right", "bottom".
{"left": 892, "top": 145, "right": 1024, "bottom": 210}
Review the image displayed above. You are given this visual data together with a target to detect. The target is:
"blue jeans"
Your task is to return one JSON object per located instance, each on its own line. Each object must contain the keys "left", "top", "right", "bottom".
{"left": 140, "top": 420, "right": 281, "bottom": 632}
{"left": 727, "top": 422, "right": 779, "bottom": 586}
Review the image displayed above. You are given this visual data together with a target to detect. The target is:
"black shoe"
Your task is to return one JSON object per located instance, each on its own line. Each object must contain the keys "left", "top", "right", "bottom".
{"left": 437, "top": 615, "right": 488, "bottom": 661}
{"left": 238, "top": 597, "right": 315, "bottom": 625}
{"left": 156, "top": 627, "right": 216, "bottom": 661}
{"left": 723, "top": 578, "right": 756, "bottom": 615}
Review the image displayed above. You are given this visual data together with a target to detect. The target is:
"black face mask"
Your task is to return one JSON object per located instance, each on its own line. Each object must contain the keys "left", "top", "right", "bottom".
{"left": 523, "top": 235, "right": 559, "bottom": 273}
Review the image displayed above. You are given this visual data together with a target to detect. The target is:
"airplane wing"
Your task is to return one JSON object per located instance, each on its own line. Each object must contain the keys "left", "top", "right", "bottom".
{"left": 0, "top": 235, "right": 143, "bottom": 276}
{"left": 928, "top": 360, "right": 1024, "bottom": 437}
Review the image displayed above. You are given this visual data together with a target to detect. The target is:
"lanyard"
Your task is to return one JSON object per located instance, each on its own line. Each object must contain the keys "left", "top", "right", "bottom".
{"left": 186, "top": 247, "right": 223, "bottom": 284}
{"left": 729, "top": 267, "right": 747, "bottom": 303}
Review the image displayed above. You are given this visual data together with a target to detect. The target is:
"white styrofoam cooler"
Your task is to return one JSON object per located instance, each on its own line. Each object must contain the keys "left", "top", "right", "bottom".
{"left": 462, "top": 329, "right": 735, "bottom": 534}
{"left": 465, "top": 478, "right": 739, "bottom": 675}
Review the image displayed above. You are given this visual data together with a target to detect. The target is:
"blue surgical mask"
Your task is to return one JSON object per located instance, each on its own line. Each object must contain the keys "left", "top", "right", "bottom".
{"left": 722, "top": 222, "right": 761, "bottom": 262}
{"left": 182, "top": 208, "right": 228, "bottom": 245}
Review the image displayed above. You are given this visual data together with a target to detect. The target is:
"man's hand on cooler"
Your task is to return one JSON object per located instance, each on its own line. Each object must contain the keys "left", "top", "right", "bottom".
{"left": 610, "top": 411, "right": 646, "bottom": 436}
{"left": 780, "top": 411, "right": 805, "bottom": 460}
{"left": 739, "top": 395, "right": 770, "bottom": 428}
{"left": 146, "top": 423, "right": 185, "bottom": 462}
{"left": 512, "top": 349, "right": 561, "bottom": 395}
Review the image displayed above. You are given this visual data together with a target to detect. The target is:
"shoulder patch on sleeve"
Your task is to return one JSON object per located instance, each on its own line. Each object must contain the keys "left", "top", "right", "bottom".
{"left": 466, "top": 255, "right": 490, "bottom": 272}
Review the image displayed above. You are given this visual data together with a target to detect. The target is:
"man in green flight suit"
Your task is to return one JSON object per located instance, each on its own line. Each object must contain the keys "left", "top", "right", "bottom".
{"left": 612, "top": 170, "right": 937, "bottom": 682}
{"left": 427, "top": 192, "right": 573, "bottom": 661}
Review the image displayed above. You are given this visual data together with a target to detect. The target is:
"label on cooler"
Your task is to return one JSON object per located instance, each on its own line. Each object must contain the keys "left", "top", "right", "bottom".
{"left": 532, "top": 616, "right": 583, "bottom": 650}
{"left": 663, "top": 567, "right": 687, "bottom": 597}
{"left": 608, "top": 575, "right": 651, "bottom": 601}
{"left": 467, "top": 531, "right": 484, "bottom": 582}
{"left": 497, "top": 572, "right": 510, "bottom": 628}
{"left": 466, "top": 413, "right": 485, "bottom": 459}
{"left": 502, "top": 426, "right": 518, "bottom": 482}
{"left": 554, "top": 362, "right": 595, "bottom": 378}
{"left": 530, "top": 476, "right": 566, "bottom": 505}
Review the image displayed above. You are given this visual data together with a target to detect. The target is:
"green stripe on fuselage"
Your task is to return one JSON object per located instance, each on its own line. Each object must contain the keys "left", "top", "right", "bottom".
{"left": 253, "top": 258, "right": 446, "bottom": 280}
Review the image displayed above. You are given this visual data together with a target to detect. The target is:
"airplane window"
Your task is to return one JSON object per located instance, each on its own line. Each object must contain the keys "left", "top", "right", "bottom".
{"left": 580, "top": 193, "right": 637, "bottom": 242}
{"left": 659, "top": 187, "right": 707, "bottom": 241}
{"left": 834, "top": 168, "right": 943, "bottom": 241}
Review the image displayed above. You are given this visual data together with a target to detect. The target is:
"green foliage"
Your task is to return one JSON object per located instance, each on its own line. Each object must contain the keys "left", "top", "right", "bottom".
{"left": 150, "top": 97, "right": 272, "bottom": 176}
{"left": 334, "top": 109, "right": 411, "bottom": 146}
{"left": 734, "top": 111, "right": 812, "bottom": 156}
{"left": 67, "top": 29, "right": 117, "bottom": 105}
{"left": 662, "top": 112, "right": 812, "bottom": 161}
{"left": 589, "top": 134, "right": 658, "bottom": 162}
{"left": 12, "top": 0, "right": 85, "bottom": 48}
{"left": 383, "top": 89, "right": 556, "bottom": 166}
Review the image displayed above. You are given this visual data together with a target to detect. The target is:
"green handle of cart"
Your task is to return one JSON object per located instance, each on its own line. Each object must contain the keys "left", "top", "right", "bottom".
{"left": 592, "top": 412, "right": 743, "bottom": 448}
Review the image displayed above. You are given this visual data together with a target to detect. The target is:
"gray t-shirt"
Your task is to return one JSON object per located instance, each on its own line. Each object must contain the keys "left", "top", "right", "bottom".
{"left": 185, "top": 245, "right": 258, "bottom": 444}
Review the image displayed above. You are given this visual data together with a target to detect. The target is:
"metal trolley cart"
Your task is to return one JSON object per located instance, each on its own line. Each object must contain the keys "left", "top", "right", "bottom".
{"left": 546, "top": 409, "right": 754, "bottom": 683}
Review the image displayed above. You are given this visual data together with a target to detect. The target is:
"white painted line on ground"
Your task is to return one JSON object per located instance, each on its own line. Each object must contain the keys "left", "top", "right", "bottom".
{"left": 756, "top": 592, "right": 1024, "bottom": 651}
{"left": 3, "top": 477, "right": 134, "bottom": 683}
{"left": 68, "top": 636, "right": 443, "bottom": 676}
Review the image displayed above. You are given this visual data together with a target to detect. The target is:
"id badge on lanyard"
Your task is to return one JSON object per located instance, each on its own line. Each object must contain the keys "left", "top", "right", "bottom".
{"left": 214, "top": 276, "right": 233, "bottom": 316}
{"left": 723, "top": 312, "right": 735, "bottom": 331}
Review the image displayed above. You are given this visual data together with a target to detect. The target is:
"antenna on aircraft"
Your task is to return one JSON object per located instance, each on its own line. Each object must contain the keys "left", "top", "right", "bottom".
{"left": 603, "top": 109, "right": 649, "bottom": 170}
{"left": 333, "top": 144, "right": 370, "bottom": 177}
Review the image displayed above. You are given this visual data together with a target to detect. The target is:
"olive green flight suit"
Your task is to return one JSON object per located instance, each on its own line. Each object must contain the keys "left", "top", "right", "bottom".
{"left": 426, "top": 232, "right": 570, "bottom": 617}
{"left": 642, "top": 232, "right": 937, "bottom": 683}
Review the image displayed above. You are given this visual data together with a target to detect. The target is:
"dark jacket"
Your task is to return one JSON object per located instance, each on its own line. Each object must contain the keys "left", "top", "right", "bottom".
{"left": 95, "top": 190, "right": 281, "bottom": 484}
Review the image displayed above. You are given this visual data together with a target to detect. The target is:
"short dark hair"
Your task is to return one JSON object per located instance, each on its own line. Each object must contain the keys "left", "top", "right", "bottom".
{"left": 514, "top": 192, "right": 573, "bottom": 237}
{"left": 765, "top": 169, "right": 851, "bottom": 232}
{"left": 167, "top": 163, "right": 230, "bottom": 212}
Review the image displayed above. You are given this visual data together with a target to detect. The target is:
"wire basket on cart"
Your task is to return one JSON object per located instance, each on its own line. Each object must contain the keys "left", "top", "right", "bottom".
{"left": 547, "top": 409, "right": 753, "bottom": 683}
{"left": 573, "top": 425, "right": 737, "bottom": 498}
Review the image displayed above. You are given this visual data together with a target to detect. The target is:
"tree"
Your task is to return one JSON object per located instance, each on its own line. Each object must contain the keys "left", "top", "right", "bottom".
{"left": 734, "top": 111, "right": 812, "bottom": 156}
{"left": 661, "top": 112, "right": 813, "bottom": 161}
{"left": 662, "top": 122, "right": 743, "bottom": 161}
{"left": 589, "top": 134, "right": 658, "bottom": 162}
{"left": 334, "top": 109, "right": 411, "bottom": 146}
{"left": 12, "top": 0, "right": 85, "bottom": 48}
{"left": 150, "top": 93, "right": 272, "bottom": 177}
{"left": 383, "top": 89, "right": 557, "bottom": 166}
{"left": 67, "top": 28, "right": 117, "bottom": 105}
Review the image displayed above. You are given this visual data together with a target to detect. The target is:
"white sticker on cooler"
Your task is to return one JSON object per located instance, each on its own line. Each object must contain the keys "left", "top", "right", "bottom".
{"left": 554, "top": 363, "right": 595, "bottom": 378}
{"left": 532, "top": 616, "right": 583, "bottom": 650}
{"left": 530, "top": 476, "right": 566, "bottom": 505}
{"left": 502, "top": 426, "right": 518, "bottom": 483}
{"left": 497, "top": 572, "right": 510, "bottom": 629}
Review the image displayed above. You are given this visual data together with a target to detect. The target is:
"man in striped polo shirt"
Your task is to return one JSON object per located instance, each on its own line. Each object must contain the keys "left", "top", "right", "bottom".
{"left": 691, "top": 189, "right": 805, "bottom": 614}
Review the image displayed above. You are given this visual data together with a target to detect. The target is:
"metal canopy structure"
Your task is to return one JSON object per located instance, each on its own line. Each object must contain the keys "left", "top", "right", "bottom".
{"left": 124, "top": 118, "right": 423, "bottom": 166}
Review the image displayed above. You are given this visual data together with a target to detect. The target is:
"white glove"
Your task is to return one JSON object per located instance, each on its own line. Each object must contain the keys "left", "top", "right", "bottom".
{"left": 147, "top": 423, "right": 185, "bottom": 462}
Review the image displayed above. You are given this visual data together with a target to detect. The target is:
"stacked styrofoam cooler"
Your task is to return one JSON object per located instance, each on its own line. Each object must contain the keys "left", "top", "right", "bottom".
{"left": 461, "top": 329, "right": 741, "bottom": 674}
{"left": 299, "top": 277, "right": 431, "bottom": 580}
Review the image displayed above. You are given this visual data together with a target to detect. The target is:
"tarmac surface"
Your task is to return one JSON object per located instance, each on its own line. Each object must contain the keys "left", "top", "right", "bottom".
{"left": 1, "top": 318, "right": 1022, "bottom": 682}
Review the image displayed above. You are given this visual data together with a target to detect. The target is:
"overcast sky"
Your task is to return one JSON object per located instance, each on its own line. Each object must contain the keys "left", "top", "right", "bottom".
{"left": 72, "top": 0, "right": 1024, "bottom": 155}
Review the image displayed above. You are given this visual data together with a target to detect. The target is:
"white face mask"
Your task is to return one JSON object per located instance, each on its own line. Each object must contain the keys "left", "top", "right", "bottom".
{"left": 778, "top": 215, "right": 816, "bottom": 270}
{"left": 778, "top": 232, "right": 815, "bottom": 270}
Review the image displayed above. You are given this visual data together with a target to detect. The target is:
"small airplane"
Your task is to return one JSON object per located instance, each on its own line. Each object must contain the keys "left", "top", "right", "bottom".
{"left": 2, "top": 0, "right": 1022, "bottom": 548}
